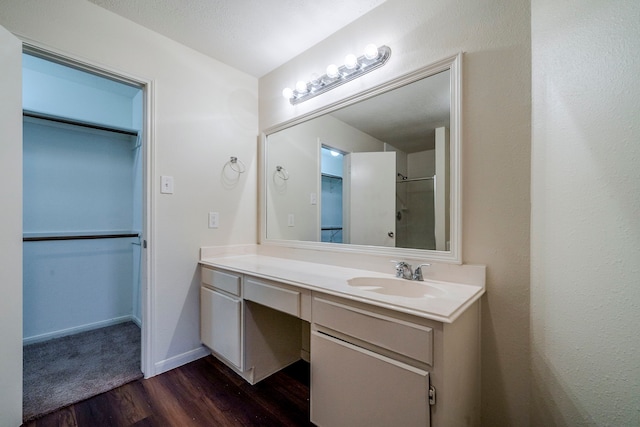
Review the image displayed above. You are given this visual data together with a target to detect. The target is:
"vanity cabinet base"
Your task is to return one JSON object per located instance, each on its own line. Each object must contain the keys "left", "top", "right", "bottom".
{"left": 311, "top": 330, "right": 430, "bottom": 427}
{"left": 200, "top": 263, "right": 481, "bottom": 426}
{"left": 200, "top": 266, "right": 306, "bottom": 385}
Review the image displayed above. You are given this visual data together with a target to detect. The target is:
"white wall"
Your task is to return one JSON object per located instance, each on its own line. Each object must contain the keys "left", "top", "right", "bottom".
{"left": 531, "top": 1, "right": 640, "bottom": 425}
{"left": 23, "top": 121, "right": 137, "bottom": 233}
{"left": 260, "top": 0, "right": 531, "bottom": 424}
{"left": 23, "top": 238, "right": 136, "bottom": 340}
{"left": 22, "top": 53, "right": 140, "bottom": 129}
{"left": 0, "top": 24, "right": 23, "bottom": 427}
{"left": 0, "top": 0, "right": 258, "bottom": 416}
{"left": 407, "top": 150, "right": 435, "bottom": 177}
{"left": 22, "top": 46, "right": 144, "bottom": 343}
{"left": 320, "top": 147, "right": 344, "bottom": 177}
{"left": 22, "top": 116, "right": 140, "bottom": 341}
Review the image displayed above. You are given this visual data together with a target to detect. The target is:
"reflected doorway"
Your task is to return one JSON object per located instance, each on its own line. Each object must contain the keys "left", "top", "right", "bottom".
{"left": 320, "top": 146, "right": 344, "bottom": 243}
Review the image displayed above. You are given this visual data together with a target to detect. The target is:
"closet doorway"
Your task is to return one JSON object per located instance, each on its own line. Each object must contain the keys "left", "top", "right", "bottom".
{"left": 21, "top": 49, "right": 149, "bottom": 421}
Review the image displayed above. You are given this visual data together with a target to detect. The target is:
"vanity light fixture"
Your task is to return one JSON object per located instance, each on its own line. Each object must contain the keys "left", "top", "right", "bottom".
{"left": 282, "top": 44, "right": 391, "bottom": 105}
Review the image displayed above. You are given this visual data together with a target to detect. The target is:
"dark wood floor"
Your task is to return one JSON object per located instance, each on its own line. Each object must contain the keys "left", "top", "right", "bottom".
{"left": 23, "top": 356, "right": 313, "bottom": 427}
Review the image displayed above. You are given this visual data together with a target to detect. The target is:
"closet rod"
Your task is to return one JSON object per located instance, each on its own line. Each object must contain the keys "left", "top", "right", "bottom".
{"left": 397, "top": 176, "right": 435, "bottom": 183}
{"left": 321, "top": 173, "right": 343, "bottom": 180}
{"left": 23, "top": 233, "right": 140, "bottom": 242}
{"left": 23, "top": 110, "right": 139, "bottom": 137}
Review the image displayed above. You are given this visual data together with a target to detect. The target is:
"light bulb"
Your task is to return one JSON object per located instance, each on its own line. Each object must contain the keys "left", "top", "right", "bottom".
{"left": 344, "top": 54, "right": 358, "bottom": 69}
{"left": 310, "top": 73, "right": 320, "bottom": 86}
{"left": 282, "top": 87, "right": 294, "bottom": 99}
{"left": 295, "top": 80, "right": 308, "bottom": 93}
{"left": 364, "top": 44, "right": 379, "bottom": 60}
{"left": 330, "top": 150, "right": 340, "bottom": 157}
{"left": 326, "top": 64, "right": 339, "bottom": 79}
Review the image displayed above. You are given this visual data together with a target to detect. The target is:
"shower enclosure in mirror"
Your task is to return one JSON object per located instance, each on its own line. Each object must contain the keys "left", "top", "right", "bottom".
{"left": 262, "top": 53, "right": 461, "bottom": 263}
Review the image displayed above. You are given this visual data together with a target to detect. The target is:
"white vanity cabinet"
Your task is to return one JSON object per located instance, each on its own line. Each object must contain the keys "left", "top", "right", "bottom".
{"left": 200, "top": 267, "right": 243, "bottom": 369}
{"left": 199, "top": 257, "right": 482, "bottom": 426}
{"left": 311, "top": 295, "right": 433, "bottom": 427}
{"left": 310, "top": 293, "right": 481, "bottom": 427}
{"left": 200, "top": 266, "right": 306, "bottom": 384}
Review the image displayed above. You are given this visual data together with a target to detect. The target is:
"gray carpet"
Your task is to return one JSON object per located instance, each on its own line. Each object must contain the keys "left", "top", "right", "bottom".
{"left": 23, "top": 321, "right": 143, "bottom": 421}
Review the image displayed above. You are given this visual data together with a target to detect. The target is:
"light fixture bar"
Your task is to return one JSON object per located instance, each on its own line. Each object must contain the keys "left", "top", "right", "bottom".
{"left": 285, "top": 45, "right": 391, "bottom": 105}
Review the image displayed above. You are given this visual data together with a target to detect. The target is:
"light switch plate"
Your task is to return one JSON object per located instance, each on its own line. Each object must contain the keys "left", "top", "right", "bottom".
{"left": 160, "top": 176, "right": 174, "bottom": 194}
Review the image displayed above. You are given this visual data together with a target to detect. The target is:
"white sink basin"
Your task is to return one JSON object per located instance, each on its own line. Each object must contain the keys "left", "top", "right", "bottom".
{"left": 347, "top": 276, "right": 449, "bottom": 299}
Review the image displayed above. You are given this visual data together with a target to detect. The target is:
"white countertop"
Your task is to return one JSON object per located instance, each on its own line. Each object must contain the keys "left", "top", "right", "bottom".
{"left": 199, "top": 254, "right": 485, "bottom": 323}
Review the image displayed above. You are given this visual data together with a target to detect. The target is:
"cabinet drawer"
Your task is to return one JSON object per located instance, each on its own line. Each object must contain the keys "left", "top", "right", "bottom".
{"left": 313, "top": 296, "right": 433, "bottom": 365}
{"left": 244, "top": 277, "right": 300, "bottom": 318}
{"left": 202, "top": 267, "right": 241, "bottom": 296}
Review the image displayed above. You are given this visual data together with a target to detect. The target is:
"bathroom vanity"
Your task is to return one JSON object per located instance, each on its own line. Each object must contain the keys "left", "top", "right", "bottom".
{"left": 199, "top": 248, "right": 484, "bottom": 426}
{"left": 199, "top": 51, "right": 476, "bottom": 426}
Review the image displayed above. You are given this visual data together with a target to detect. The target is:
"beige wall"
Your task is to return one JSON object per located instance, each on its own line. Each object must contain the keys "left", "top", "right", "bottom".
{"left": 260, "top": 0, "right": 532, "bottom": 424}
{"left": 531, "top": 1, "right": 640, "bottom": 425}
{"left": 0, "top": 1, "right": 258, "bottom": 421}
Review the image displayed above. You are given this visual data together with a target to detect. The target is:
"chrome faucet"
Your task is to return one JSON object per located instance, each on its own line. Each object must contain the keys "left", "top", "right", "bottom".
{"left": 393, "top": 261, "right": 414, "bottom": 280}
{"left": 392, "top": 261, "right": 431, "bottom": 281}
{"left": 412, "top": 264, "right": 431, "bottom": 281}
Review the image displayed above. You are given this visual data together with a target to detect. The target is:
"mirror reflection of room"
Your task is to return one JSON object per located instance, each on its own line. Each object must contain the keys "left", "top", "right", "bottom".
{"left": 267, "top": 68, "right": 451, "bottom": 251}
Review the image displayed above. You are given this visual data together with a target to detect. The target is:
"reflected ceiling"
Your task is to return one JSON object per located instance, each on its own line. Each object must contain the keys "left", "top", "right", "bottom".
{"left": 329, "top": 70, "right": 450, "bottom": 152}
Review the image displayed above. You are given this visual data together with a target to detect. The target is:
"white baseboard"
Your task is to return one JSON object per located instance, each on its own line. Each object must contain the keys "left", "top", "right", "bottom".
{"left": 153, "top": 346, "right": 210, "bottom": 376}
{"left": 131, "top": 315, "right": 142, "bottom": 328}
{"left": 23, "top": 315, "right": 136, "bottom": 345}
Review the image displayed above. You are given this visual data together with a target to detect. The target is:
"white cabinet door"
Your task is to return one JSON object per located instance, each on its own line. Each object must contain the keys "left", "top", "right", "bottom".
{"left": 311, "top": 330, "right": 430, "bottom": 427}
{"left": 200, "top": 286, "right": 242, "bottom": 369}
{"left": 343, "top": 151, "right": 396, "bottom": 246}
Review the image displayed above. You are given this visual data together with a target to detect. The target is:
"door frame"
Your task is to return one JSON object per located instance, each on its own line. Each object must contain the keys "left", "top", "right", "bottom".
{"left": 21, "top": 40, "right": 156, "bottom": 377}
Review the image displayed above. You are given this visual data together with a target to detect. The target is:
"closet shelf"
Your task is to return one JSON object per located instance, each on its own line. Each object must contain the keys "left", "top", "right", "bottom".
{"left": 23, "top": 110, "right": 139, "bottom": 136}
{"left": 23, "top": 233, "right": 140, "bottom": 242}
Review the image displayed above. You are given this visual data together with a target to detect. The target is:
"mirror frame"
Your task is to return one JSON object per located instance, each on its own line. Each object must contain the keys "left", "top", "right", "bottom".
{"left": 260, "top": 53, "right": 462, "bottom": 263}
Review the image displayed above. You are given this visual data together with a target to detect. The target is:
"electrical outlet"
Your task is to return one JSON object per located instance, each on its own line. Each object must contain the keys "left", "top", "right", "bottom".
{"left": 287, "top": 213, "right": 295, "bottom": 227}
{"left": 310, "top": 192, "right": 317, "bottom": 205}
{"left": 208, "top": 212, "right": 219, "bottom": 228}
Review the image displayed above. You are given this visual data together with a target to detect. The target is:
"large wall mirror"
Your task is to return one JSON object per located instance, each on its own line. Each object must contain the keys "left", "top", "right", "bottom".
{"left": 261, "top": 53, "right": 462, "bottom": 263}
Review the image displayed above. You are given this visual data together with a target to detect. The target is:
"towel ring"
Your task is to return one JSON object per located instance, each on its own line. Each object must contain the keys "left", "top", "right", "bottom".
{"left": 275, "top": 165, "right": 289, "bottom": 180}
{"left": 227, "top": 156, "right": 246, "bottom": 174}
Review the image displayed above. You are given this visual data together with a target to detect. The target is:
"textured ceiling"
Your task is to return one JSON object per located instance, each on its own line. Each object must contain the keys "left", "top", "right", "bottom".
{"left": 86, "top": 0, "right": 387, "bottom": 77}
